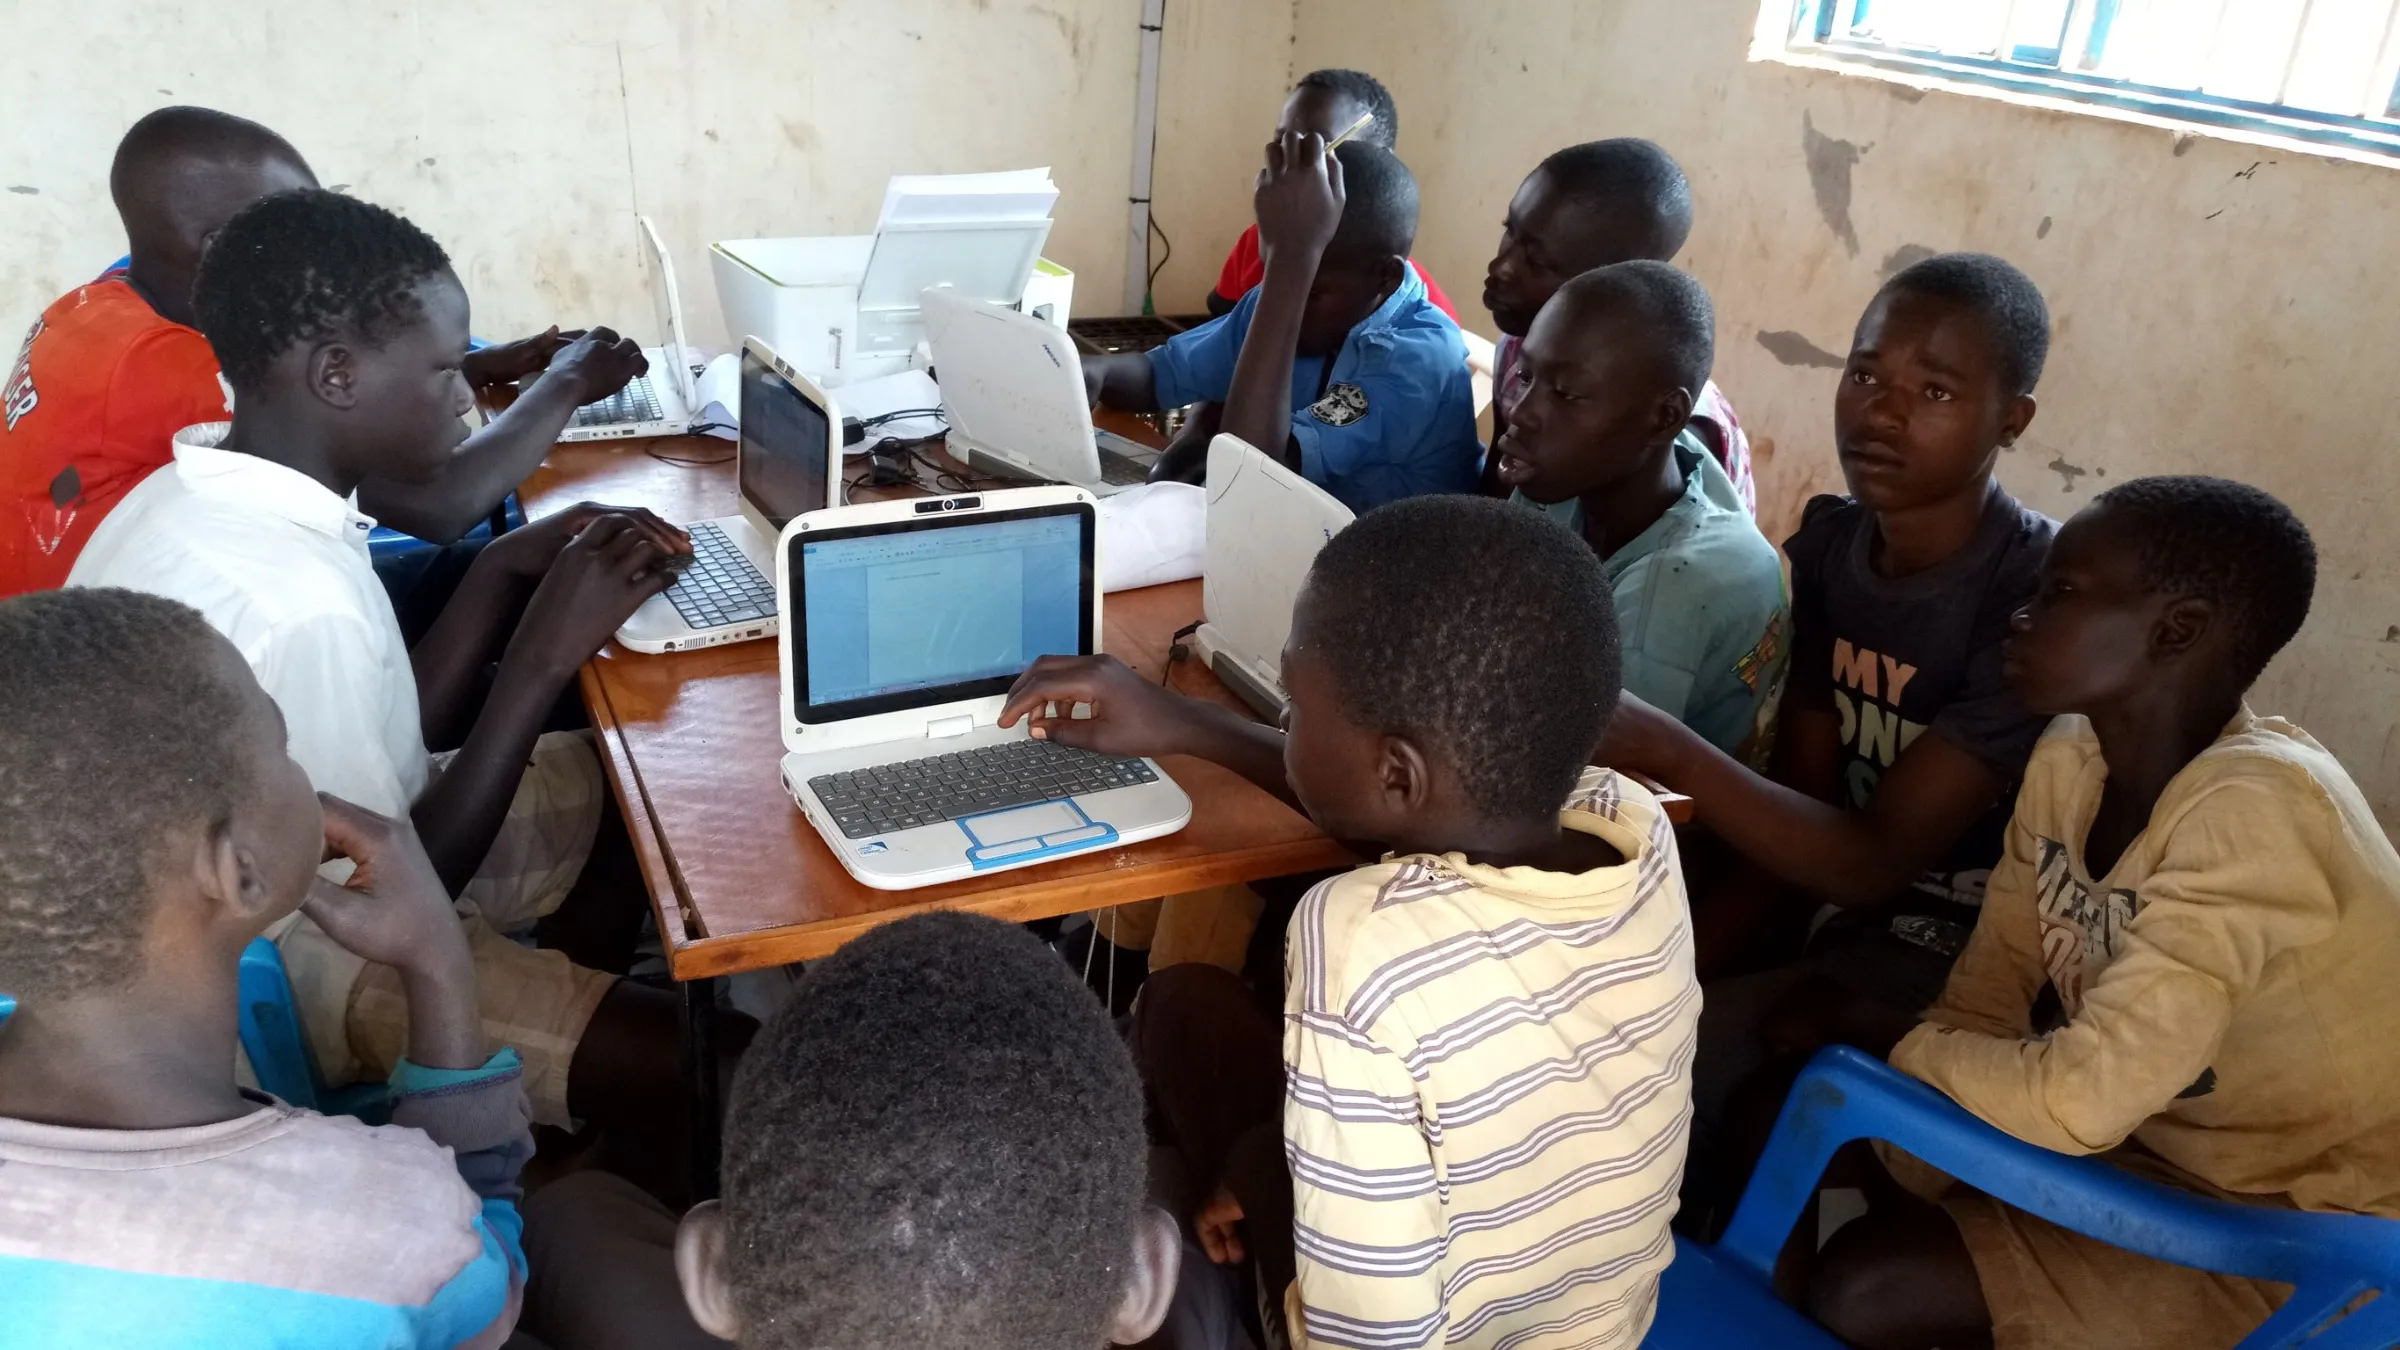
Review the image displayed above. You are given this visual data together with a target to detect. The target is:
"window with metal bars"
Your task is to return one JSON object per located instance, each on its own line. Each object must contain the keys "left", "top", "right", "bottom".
{"left": 1781, "top": 0, "right": 2400, "bottom": 158}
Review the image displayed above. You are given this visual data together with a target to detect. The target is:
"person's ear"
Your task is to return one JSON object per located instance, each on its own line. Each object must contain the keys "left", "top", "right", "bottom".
{"left": 1376, "top": 253, "right": 1408, "bottom": 300}
{"left": 307, "top": 341, "right": 361, "bottom": 411}
{"left": 1378, "top": 734, "right": 1432, "bottom": 816}
{"left": 675, "top": 1200, "right": 743, "bottom": 1342}
{"left": 1997, "top": 393, "right": 2038, "bottom": 449}
{"left": 196, "top": 817, "right": 282, "bottom": 928}
{"left": 2152, "top": 595, "right": 2214, "bottom": 664}
{"left": 1650, "top": 383, "right": 1697, "bottom": 445}
{"left": 1107, "top": 1206, "right": 1183, "bottom": 1346}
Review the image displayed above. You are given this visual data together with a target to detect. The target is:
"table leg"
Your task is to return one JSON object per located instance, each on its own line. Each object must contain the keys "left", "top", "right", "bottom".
{"left": 682, "top": 974, "right": 722, "bottom": 1202}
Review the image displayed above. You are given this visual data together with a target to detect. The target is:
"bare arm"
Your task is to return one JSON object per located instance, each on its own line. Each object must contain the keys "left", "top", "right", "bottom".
{"left": 1084, "top": 352, "right": 1161, "bottom": 413}
{"left": 410, "top": 516, "right": 677, "bottom": 892}
{"left": 998, "top": 655, "right": 1299, "bottom": 812}
{"left": 1601, "top": 694, "right": 2007, "bottom": 907}
{"left": 1220, "top": 131, "right": 1344, "bottom": 475}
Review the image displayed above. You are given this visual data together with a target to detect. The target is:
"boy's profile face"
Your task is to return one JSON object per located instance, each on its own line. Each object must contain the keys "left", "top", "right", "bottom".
{"left": 1298, "top": 258, "right": 1403, "bottom": 357}
{"left": 337, "top": 270, "right": 476, "bottom": 485}
{"left": 1278, "top": 597, "right": 1400, "bottom": 847}
{"left": 2002, "top": 507, "right": 2185, "bottom": 718}
{"left": 1491, "top": 295, "right": 1681, "bottom": 504}
{"left": 1834, "top": 289, "right": 2034, "bottom": 514}
{"left": 1485, "top": 170, "right": 1633, "bottom": 339}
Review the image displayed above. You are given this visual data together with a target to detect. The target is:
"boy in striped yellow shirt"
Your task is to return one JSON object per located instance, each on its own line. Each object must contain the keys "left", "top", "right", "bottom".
{"left": 1002, "top": 494, "right": 1697, "bottom": 1349}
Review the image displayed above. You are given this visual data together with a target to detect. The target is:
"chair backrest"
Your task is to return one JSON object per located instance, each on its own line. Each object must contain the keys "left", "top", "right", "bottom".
{"left": 236, "top": 937, "right": 327, "bottom": 1112}
{"left": 1721, "top": 1048, "right": 2400, "bottom": 1350}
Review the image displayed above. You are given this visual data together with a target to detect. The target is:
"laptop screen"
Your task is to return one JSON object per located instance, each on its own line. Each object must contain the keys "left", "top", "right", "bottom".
{"left": 739, "top": 349, "right": 835, "bottom": 530}
{"left": 790, "top": 502, "right": 1094, "bottom": 723}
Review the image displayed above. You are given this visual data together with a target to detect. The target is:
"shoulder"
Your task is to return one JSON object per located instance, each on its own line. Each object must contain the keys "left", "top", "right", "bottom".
{"left": 2157, "top": 716, "right": 2361, "bottom": 837}
{"left": 1986, "top": 488, "right": 2060, "bottom": 577}
{"left": 0, "top": 1105, "right": 490, "bottom": 1308}
{"left": 74, "top": 494, "right": 371, "bottom": 646}
{"left": 1783, "top": 493, "right": 1861, "bottom": 568}
{"left": 1290, "top": 859, "right": 1481, "bottom": 1019}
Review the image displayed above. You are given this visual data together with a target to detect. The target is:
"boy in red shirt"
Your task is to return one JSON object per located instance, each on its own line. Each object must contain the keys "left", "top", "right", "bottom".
{"left": 1205, "top": 69, "right": 1459, "bottom": 323}
{"left": 1, "top": 106, "right": 641, "bottom": 596}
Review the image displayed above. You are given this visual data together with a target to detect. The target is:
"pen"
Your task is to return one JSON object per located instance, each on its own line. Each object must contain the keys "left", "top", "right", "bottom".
{"left": 1327, "top": 110, "right": 1375, "bottom": 149}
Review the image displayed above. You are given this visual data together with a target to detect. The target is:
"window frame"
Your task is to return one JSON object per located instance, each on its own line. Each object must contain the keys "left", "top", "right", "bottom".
{"left": 1781, "top": 0, "right": 2400, "bottom": 161}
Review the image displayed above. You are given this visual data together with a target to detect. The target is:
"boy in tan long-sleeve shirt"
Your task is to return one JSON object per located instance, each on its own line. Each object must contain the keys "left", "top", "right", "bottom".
{"left": 1806, "top": 476, "right": 2400, "bottom": 1350}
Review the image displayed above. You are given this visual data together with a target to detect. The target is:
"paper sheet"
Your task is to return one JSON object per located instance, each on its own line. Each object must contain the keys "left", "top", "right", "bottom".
{"left": 692, "top": 352, "right": 739, "bottom": 440}
{"left": 1097, "top": 482, "right": 1207, "bottom": 593}
{"left": 832, "top": 368, "right": 947, "bottom": 447}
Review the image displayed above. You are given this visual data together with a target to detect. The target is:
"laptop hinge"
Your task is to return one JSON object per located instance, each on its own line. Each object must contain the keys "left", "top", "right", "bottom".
{"left": 926, "top": 714, "right": 976, "bottom": 740}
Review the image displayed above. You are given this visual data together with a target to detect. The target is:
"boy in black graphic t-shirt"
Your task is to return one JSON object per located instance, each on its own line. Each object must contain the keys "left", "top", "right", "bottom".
{"left": 1599, "top": 254, "right": 2058, "bottom": 1227}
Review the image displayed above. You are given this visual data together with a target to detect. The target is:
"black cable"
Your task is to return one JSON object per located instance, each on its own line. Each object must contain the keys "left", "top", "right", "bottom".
{"left": 861, "top": 406, "right": 946, "bottom": 428}
{"left": 647, "top": 442, "right": 734, "bottom": 469}
{"left": 1160, "top": 618, "right": 1201, "bottom": 686}
{"left": 1147, "top": 212, "right": 1173, "bottom": 296}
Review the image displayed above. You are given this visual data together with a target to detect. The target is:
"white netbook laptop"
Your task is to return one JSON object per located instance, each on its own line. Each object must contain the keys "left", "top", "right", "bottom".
{"left": 559, "top": 216, "right": 702, "bottom": 442}
{"left": 919, "top": 287, "right": 1161, "bottom": 496}
{"left": 1192, "top": 434, "right": 1355, "bottom": 722}
{"left": 775, "top": 486, "right": 1192, "bottom": 890}
{"left": 614, "top": 338, "right": 843, "bottom": 654}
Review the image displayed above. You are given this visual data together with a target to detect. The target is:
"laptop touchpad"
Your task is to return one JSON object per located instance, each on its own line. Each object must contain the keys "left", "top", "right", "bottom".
{"left": 961, "top": 800, "right": 1084, "bottom": 847}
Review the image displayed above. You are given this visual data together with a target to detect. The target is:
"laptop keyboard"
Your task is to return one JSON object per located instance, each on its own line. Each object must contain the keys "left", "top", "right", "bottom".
{"left": 570, "top": 374, "right": 663, "bottom": 428}
{"left": 809, "top": 739, "right": 1160, "bottom": 839}
{"left": 1098, "top": 447, "right": 1150, "bottom": 486}
{"left": 662, "top": 522, "right": 775, "bottom": 630}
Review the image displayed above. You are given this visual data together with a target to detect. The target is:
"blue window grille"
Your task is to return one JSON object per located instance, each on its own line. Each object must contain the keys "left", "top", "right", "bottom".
{"left": 1784, "top": 0, "right": 2400, "bottom": 160}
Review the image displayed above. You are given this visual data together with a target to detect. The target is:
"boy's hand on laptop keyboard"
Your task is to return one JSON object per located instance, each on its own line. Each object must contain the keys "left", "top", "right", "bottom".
{"left": 543, "top": 326, "right": 649, "bottom": 403}
{"left": 461, "top": 325, "right": 583, "bottom": 388}
{"left": 486, "top": 501, "right": 691, "bottom": 582}
{"left": 509, "top": 514, "right": 681, "bottom": 670}
{"left": 999, "top": 654, "right": 1212, "bottom": 759}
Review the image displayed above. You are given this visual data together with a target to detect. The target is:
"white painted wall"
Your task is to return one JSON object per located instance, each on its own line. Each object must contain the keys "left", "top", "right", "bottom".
{"left": 1286, "top": 0, "right": 2400, "bottom": 822}
{"left": 0, "top": 0, "right": 1143, "bottom": 350}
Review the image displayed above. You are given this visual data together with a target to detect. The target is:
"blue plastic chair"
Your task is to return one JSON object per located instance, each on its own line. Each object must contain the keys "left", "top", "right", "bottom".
{"left": 236, "top": 937, "right": 391, "bottom": 1124}
{"left": 1644, "top": 1046, "right": 2400, "bottom": 1349}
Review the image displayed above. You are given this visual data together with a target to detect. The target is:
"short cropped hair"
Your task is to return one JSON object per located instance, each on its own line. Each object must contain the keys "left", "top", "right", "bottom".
{"left": 2094, "top": 475, "right": 2316, "bottom": 687}
{"left": 720, "top": 912, "right": 1147, "bottom": 1350}
{"left": 191, "top": 187, "right": 451, "bottom": 390}
{"left": 1301, "top": 495, "right": 1621, "bottom": 820}
{"left": 0, "top": 590, "right": 258, "bottom": 1002}
{"left": 1296, "top": 68, "right": 1398, "bottom": 149}
{"left": 109, "top": 105, "right": 305, "bottom": 217}
{"left": 1881, "top": 251, "right": 2051, "bottom": 398}
{"left": 1325, "top": 141, "right": 1419, "bottom": 272}
{"left": 1560, "top": 260, "right": 1716, "bottom": 397}
{"left": 1536, "top": 138, "right": 1695, "bottom": 263}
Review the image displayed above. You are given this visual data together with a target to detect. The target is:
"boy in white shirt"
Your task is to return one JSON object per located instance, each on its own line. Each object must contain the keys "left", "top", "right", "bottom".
{"left": 70, "top": 186, "right": 713, "bottom": 1154}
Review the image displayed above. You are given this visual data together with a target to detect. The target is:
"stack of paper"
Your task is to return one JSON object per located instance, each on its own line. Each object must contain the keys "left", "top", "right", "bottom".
{"left": 875, "top": 168, "right": 1058, "bottom": 232}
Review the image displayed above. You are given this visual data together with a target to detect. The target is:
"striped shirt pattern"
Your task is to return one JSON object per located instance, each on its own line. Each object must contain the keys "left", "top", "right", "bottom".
{"left": 1284, "top": 768, "right": 1697, "bottom": 1350}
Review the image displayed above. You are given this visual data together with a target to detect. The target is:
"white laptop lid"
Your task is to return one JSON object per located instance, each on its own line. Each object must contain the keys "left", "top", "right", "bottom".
{"left": 1202, "top": 433, "right": 1353, "bottom": 676}
{"left": 920, "top": 287, "right": 1102, "bottom": 484}
{"left": 637, "top": 215, "right": 698, "bottom": 408}
{"left": 736, "top": 338, "right": 845, "bottom": 538}
{"left": 776, "top": 485, "right": 1100, "bottom": 756}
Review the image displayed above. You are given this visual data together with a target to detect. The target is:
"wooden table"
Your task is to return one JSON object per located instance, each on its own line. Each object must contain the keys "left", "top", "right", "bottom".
{"left": 519, "top": 428, "right": 1352, "bottom": 980}
{"left": 518, "top": 420, "right": 1354, "bottom": 1193}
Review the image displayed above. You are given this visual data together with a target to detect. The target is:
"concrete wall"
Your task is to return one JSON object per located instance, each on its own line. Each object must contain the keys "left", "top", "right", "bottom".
{"left": 1286, "top": 0, "right": 2400, "bottom": 821}
{"left": 0, "top": 0, "right": 1147, "bottom": 349}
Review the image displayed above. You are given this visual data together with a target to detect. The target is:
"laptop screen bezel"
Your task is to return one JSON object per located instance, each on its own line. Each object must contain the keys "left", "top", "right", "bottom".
{"left": 785, "top": 499, "right": 1097, "bottom": 725}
